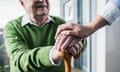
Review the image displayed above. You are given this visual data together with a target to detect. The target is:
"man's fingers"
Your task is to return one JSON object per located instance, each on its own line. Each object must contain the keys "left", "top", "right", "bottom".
{"left": 68, "top": 46, "right": 77, "bottom": 56}
{"left": 67, "top": 38, "right": 84, "bottom": 56}
{"left": 78, "top": 40, "right": 83, "bottom": 48}
{"left": 55, "top": 35, "right": 61, "bottom": 49}
{"left": 68, "top": 43, "right": 81, "bottom": 56}
{"left": 55, "top": 23, "right": 74, "bottom": 39}
{"left": 60, "top": 36, "right": 73, "bottom": 50}
{"left": 74, "top": 43, "right": 81, "bottom": 53}
{"left": 55, "top": 34, "right": 67, "bottom": 51}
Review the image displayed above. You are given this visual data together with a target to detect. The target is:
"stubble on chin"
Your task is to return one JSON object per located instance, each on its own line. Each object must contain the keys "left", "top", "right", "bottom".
{"left": 36, "top": 7, "right": 48, "bottom": 15}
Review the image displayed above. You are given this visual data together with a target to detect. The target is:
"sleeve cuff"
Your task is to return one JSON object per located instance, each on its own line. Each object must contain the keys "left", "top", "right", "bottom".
{"left": 97, "top": 2, "right": 120, "bottom": 25}
{"left": 49, "top": 46, "right": 61, "bottom": 66}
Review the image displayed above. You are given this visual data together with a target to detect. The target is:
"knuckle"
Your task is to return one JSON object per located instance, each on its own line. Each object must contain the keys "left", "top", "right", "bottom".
{"left": 70, "top": 23, "right": 74, "bottom": 27}
{"left": 58, "top": 25, "right": 62, "bottom": 28}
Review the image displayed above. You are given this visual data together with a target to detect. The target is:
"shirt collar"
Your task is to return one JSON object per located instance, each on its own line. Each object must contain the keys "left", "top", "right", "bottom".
{"left": 21, "top": 14, "right": 55, "bottom": 27}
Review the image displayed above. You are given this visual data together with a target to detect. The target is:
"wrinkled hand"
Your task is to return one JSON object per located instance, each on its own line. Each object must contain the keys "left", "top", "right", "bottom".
{"left": 55, "top": 33, "right": 84, "bottom": 56}
{"left": 55, "top": 22, "right": 94, "bottom": 38}
{"left": 51, "top": 31, "right": 84, "bottom": 63}
{"left": 67, "top": 38, "right": 83, "bottom": 56}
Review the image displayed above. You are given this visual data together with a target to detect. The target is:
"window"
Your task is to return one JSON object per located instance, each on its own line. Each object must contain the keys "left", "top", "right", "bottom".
{"left": 0, "top": 29, "right": 9, "bottom": 72}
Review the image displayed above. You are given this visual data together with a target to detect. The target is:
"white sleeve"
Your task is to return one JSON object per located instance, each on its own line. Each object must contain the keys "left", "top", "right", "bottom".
{"left": 97, "top": 2, "right": 120, "bottom": 25}
{"left": 49, "top": 46, "right": 61, "bottom": 66}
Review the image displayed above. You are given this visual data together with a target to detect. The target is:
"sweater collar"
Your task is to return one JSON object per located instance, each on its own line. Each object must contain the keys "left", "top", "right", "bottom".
{"left": 21, "top": 14, "right": 55, "bottom": 27}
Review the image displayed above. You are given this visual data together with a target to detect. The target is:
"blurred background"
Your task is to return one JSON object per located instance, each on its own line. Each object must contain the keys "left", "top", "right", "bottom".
{"left": 0, "top": 0, "right": 120, "bottom": 72}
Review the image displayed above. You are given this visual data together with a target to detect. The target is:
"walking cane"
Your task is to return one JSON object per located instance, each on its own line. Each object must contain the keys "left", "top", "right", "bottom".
{"left": 60, "top": 48, "right": 82, "bottom": 72}
{"left": 61, "top": 51, "right": 72, "bottom": 72}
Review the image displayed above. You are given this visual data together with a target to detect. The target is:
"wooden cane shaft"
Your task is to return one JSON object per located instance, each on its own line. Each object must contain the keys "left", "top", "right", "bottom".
{"left": 64, "top": 55, "right": 71, "bottom": 72}
{"left": 61, "top": 51, "right": 72, "bottom": 72}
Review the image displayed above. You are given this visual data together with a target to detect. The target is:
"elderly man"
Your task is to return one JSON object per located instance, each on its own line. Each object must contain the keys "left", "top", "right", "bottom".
{"left": 4, "top": 0, "right": 86, "bottom": 72}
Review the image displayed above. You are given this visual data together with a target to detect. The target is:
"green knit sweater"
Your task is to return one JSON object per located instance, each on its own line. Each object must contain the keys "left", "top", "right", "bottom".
{"left": 4, "top": 16, "right": 87, "bottom": 72}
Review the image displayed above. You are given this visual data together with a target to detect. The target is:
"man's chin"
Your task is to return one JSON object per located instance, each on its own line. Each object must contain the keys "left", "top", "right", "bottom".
{"left": 35, "top": 13, "right": 48, "bottom": 17}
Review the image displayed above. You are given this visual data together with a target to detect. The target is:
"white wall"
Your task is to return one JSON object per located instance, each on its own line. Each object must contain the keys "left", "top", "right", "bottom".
{"left": 0, "top": 0, "right": 24, "bottom": 28}
{"left": 91, "top": 0, "right": 106, "bottom": 72}
{"left": 106, "top": 18, "right": 120, "bottom": 72}
{"left": 49, "top": 0, "right": 61, "bottom": 16}
{"left": 96, "top": 0, "right": 106, "bottom": 72}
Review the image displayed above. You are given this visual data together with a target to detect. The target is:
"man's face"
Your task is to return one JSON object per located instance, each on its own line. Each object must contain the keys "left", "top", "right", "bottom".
{"left": 20, "top": 0, "right": 49, "bottom": 18}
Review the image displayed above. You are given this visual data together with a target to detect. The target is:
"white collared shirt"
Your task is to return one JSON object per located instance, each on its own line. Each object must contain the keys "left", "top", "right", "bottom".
{"left": 21, "top": 14, "right": 54, "bottom": 27}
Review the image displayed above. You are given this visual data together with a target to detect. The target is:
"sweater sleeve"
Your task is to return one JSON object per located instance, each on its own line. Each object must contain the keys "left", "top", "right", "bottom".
{"left": 4, "top": 23, "right": 55, "bottom": 71}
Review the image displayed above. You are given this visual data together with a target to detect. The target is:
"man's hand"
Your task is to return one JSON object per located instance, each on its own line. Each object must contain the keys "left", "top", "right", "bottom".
{"left": 67, "top": 38, "right": 83, "bottom": 56}
{"left": 55, "top": 22, "right": 94, "bottom": 39}
{"left": 55, "top": 33, "right": 84, "bottom": 56}
{"left": 51, "top": 48, "right": 63, "bottom": 64}
{"left": 51, "top": 32, "right": 84, "bottom": 64}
